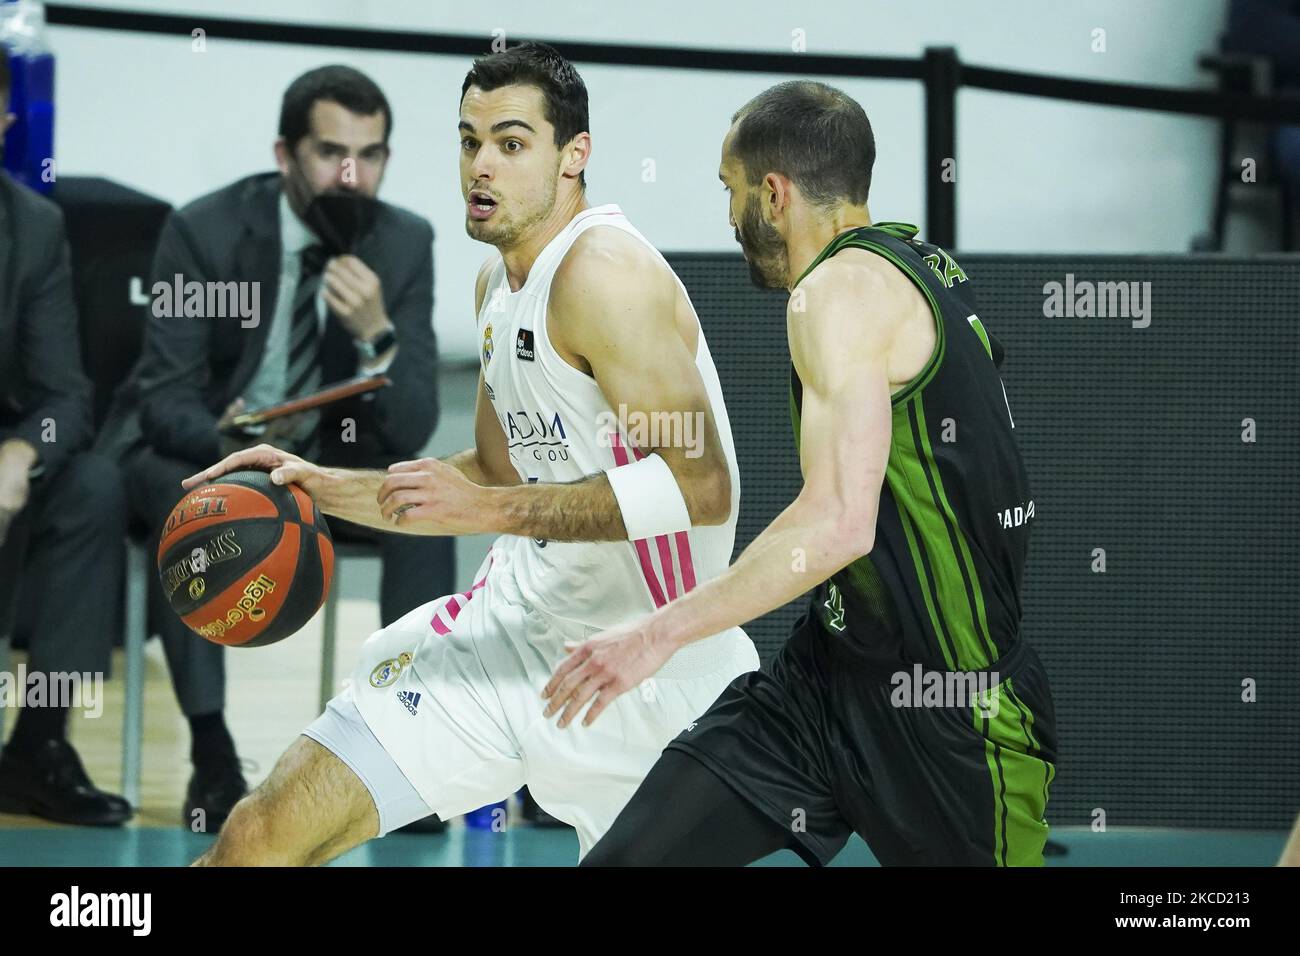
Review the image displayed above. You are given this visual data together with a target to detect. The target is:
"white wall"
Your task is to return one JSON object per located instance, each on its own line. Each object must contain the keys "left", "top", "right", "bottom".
{"left": 46, "top": 0, "right": 1229, "bottom": 358}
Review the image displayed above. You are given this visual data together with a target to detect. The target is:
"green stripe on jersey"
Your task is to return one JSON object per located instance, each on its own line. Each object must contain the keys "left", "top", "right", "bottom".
{"left": 886, "top": 394, "right": 997, "bottom": 670}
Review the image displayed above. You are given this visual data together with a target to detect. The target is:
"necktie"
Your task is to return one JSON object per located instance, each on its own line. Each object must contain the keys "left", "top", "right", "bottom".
{"left": 285, "top": 243, "right": 328, "bottom": 457}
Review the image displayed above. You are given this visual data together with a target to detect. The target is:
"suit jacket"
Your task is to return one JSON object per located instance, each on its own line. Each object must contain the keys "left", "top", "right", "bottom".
{"left": 0, "top": 171, "right": 93, "bottom": 477}
{"left": 107, "top": 171, "right": 439, "bottom": 467}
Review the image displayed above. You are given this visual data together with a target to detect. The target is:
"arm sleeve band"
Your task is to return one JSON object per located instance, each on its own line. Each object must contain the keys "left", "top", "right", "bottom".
{"left": 604, "top": 452, "right": 692, "bottom": 540}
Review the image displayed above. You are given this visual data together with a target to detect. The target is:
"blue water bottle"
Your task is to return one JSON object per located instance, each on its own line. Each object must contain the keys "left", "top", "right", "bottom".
{"left": 1, "top": 0, "right": 56, "bottom": 194}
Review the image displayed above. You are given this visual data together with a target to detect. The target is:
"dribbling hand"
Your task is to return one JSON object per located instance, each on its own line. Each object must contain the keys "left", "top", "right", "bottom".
{"left": 181, "top": 443, "right": 328, "bottom": 499}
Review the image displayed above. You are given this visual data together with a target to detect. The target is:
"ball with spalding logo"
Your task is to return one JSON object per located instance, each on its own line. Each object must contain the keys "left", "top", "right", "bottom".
{"left": 157, "top": 470, "right": 333, "bottom": 647}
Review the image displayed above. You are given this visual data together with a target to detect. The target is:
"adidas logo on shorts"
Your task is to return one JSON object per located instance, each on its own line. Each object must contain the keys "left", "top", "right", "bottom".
{"left": 397, "top": 690, "right": 422, "bottom": 716}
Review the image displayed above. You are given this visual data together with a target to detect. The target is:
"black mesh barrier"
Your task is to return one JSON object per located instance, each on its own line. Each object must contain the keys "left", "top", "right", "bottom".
{"left": 667, "top": 251, "right": 1300, "bottom": 830}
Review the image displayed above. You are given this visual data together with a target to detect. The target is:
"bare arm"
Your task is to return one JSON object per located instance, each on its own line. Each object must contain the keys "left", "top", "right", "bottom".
{"left": 178, "top": 447, "right": 393, "bottom": 529}
{"left": 638, "top": 261, "right": 896, "bottom": 647}
{"left": 377, "top": 228, "right": 732, "bottom": 540}
{"left": 183, "top": 258, "right": 519, "bottom": 532}
{"left": 185, "top": 240, "right": 731, "bottom": 542}
{"left": 544, "top": 258, "right": 905, "bottom": 725}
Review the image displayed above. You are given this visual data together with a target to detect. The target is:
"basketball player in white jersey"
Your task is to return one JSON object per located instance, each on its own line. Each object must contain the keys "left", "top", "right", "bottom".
{"left": 181, "top": 42, "right": 758, "bottom": 864}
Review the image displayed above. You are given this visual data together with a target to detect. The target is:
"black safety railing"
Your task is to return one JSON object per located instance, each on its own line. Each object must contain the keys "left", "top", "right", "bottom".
{"left": 46, "top": 4, "right": 1300, "bottom": 247}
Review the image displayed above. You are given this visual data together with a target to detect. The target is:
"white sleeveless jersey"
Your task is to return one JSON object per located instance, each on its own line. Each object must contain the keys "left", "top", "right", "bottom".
{"left": 476, "top": 204, "right": 743, "bottom": 637}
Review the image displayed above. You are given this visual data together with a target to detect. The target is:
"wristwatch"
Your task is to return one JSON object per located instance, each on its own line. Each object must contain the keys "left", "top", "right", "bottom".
{"left": 355, "top": 327, "right": 397, "bottom": 361}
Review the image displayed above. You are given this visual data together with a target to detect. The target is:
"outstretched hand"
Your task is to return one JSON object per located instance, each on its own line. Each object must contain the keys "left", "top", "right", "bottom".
{"left": 541, "top": 621, "right": 677, "bottom": 728}
{"left": 181, "top": 443, "right": 327, "bottom": 497}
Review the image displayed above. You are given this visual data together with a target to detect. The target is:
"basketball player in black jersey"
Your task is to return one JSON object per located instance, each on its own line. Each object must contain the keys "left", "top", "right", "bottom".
{"left": 543, "top": 80, "right": 1058, "bottom": 866}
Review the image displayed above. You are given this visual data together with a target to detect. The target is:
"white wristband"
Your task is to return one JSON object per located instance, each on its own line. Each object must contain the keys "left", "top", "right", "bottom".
{"left": 605, "top": 453, "right": 692, "bottom": 540}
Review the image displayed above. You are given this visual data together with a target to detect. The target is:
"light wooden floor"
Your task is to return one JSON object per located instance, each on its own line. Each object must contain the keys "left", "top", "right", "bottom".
{"left": 4, "top": 584, "right": 391, "bottom": 828}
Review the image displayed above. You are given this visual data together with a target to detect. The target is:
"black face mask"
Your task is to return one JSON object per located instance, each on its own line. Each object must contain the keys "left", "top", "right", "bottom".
{"left": 301, "top": 192, "right": 379, "bottom": 254}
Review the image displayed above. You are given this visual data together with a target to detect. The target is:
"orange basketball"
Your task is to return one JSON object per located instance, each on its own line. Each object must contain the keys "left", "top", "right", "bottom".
{"left": 156, "top": 470, "right": 334, "bottom": 647}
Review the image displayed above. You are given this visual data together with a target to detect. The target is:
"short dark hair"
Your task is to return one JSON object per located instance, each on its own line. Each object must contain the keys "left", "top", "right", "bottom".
{"left": 461, "top": 41, "right": 589, "bottom": 187}
{"left": 278, "top": 65, "right": 392, "bottom": 153}
{"left": 730, "top": 81, "right": 875, "bottom": 208}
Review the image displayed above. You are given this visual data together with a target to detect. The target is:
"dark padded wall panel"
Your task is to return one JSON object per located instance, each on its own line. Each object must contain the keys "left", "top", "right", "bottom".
{"left": 667, "top": 251, "right": 1300, "bottom": 830}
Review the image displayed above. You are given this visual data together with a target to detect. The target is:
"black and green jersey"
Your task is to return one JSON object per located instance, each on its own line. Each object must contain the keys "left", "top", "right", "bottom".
{"left": 790, "top": 221, "right": 1032, "bottom": 671}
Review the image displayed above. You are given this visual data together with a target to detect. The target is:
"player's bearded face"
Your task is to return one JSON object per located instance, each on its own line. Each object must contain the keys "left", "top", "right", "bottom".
{"left": 463, "top": 160, "right": 557, "bottom": 247}
{"left": 734, "top": 192, "right": 789, "bottom": 289}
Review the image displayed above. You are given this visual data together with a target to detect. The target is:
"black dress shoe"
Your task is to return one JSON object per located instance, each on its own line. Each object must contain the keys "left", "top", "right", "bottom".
{"left": 395, "top": 813, "right": 447, "bottom": 834}
{"left": 0, "top": 739, "right": 133, "bottom": 827}
{"left": 183, "top": 751, "right": 248, "bottom": 833}
{"left": 519, "top": 786, "right": 571, "bottom": 829}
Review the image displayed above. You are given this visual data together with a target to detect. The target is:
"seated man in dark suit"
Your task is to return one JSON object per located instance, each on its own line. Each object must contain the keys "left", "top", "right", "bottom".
{"left": 116, "top": 64, "right": 453, "bottom": 829}
{"left": 0, "top": 56, "right": 132, "bottom": 826}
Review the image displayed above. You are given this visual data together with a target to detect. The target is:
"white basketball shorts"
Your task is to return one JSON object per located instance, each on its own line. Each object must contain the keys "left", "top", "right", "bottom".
{"left": 306, "top": 546, "right": 759, "bottom": 857}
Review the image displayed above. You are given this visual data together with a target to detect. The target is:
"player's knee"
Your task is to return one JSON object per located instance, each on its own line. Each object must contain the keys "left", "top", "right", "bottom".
{"left": 201, "top": 791, "right": 307, "bottom": 866}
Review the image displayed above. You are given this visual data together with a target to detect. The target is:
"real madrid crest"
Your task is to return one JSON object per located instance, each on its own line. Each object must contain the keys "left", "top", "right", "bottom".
{"left": 370, "top": 651, "right": 416, "bottom": 688}
{"left": 482, "top": 321, "right": 494, "bottom": 367}
{"left": 370, "top": 658, "right": 402, "bottom": 688}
